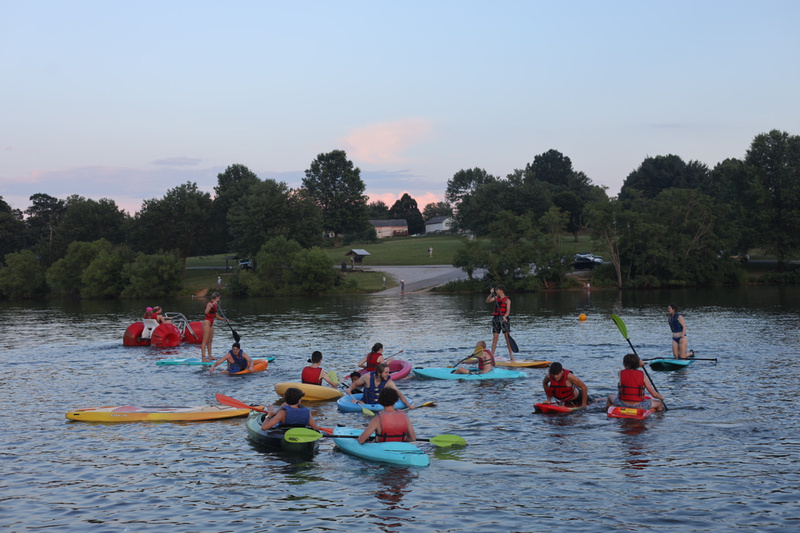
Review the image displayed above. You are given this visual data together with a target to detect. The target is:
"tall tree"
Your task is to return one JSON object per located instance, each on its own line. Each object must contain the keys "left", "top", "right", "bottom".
{"left": 619, "top": 154, "right": 709, "bottom": 203}
{"left": 445, "top": 168, "right": 496, "bottom": 206}
{"left": 0, "top": 196, "right": 25, "bottom": 260}
{"left": 389, "top": 193, "right": 425, "bottom": 235}
{"left": 302, "top": 150, "right": 370, "bottom": 247}
{"left": 212, "top": 164, "right": 261, "bottom": 253}
{"left": 24, "top": 193, "right": 66, "bottom": 265}
{"left": 422, "top": 201, "right": 453, "bottom": 220}
{"left": 368, "top": 200, "right": 390, "bottom": 219}
{"left": 51, "top": 196, "right": 128, "bottom": 259}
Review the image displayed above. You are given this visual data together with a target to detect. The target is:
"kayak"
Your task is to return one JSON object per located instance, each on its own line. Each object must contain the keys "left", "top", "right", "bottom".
{"left": 648, "top": 358, "right": 695, "bottom": 371}
{"left": 274, "top": 382, "right": 343, "bottom": 401}
{"left": 534, "top": 397, "right": 599, "bottom": 414}
{"left": 65, "top": 404, "right": 250, "bottom": 422}
{"left": 607, "top": 396, "right": 656, "bottom": 420}
{"left": 494, "top": 358, "right": 550, "bottom": 368}
{"left": 332, "top": 426, "right": 430, "bottom": 467}
{"left": 358, "top": 359, "right": 413, "bottom": 380}
{"left": 337, "top": 392, "right": 408, "bottom": 413}
{"left": 230, "top": 359, "right": 269, "bottom": 375}
{"left": 157, "top": 356, "right": 275, "bottom": 366}
{"left": 245, "top": 411, "right": 319, "bottom": 456}
{"left": 413, "top": 367, "right": 527, "bottom": 380}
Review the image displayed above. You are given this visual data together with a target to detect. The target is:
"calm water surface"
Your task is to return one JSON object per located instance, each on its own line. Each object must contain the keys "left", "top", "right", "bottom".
{"left": 1, "top": 286, "right": 799, "bottom": 532}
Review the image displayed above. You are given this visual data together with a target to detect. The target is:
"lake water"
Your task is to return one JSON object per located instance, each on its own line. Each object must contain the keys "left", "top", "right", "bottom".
{"left": 1, "top": 286, "right": 799, "bottom": 532}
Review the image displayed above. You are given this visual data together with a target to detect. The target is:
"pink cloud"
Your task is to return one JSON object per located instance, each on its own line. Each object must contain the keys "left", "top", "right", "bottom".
{"left": 367, "top": 191, "right": 443, "bottom": 209}
{"left": 342, "top": 119, "right": 433, "bottom": 164}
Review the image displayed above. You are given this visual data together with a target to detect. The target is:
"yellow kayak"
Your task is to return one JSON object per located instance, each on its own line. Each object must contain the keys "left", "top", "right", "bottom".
{"left": 274, "top": 382, "right": 343, "bottom": 401}
{"left": 464, "top": 357, "right": 550, "bottom": 368}
{"left": 65, "top": 404, "right": 250, "bottom": 422}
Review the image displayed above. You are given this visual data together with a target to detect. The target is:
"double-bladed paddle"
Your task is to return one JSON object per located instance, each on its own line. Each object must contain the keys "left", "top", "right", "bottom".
{"left": 449, "top": 345, "right": 483, "bottom": 373}
{"left": 610, "top": 314, "right": 668, "bottom": 411}
{"left": 283, "top": 427, "right": 467, "bottom": 447}
{"left": 336, "top": 373, "right": 376, "bottom": 417}
{"left": 216, "top": 393, "right": 270, "bottom": 414}
{"left": 217, "top": 306, "right": 240, "bottom": 343}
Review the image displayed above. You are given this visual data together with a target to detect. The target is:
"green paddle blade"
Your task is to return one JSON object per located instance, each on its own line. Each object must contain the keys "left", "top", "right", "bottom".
{"left": 426, "top": 434, "right": 467, "bottom": 447}
{"left": 611, "top": 314, "right": 628, "bottom": 339}
{"left": 284, "top": 427, "right": 324, "bottom": 443}
{"left": 328, "top": 370, "right": 339, "bottom": 386}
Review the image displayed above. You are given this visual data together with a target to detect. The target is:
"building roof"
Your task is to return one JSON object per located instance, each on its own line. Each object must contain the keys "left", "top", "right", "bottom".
{"left": 345, "top": 249, "right": 371, "bottom": 256}
{"left": 369, "top": 219, "right": 408, "bottom": 227}
{"left": 425, "top": 215, "right": 450, "bottom": 225}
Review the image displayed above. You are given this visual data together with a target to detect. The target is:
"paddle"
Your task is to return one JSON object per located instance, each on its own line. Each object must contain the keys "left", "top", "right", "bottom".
{"left": 337, "top": 374, "right": 376, "bottom": 417}
{"left": 284, "top": 427, "right": 467, "bottom": 448}
{"left": 384, "top": 350, "right": 403, "bottom": 362}
{"left": 490, "top": 283, "right": 519, "bottom": 353}
{"left": 216, "top": 393, "right": 271, "bottom": 414}
{"left": 450, "top": 346, "right": 482, "bottom": 373}
{"left": 643, "top": 357, "right": 718, "bottom": 362}
{"left": 217, "top": 306, "right": 241, "bottom": 343}
{"left": 610, "top": 314, "right": 668, "bottom": 412}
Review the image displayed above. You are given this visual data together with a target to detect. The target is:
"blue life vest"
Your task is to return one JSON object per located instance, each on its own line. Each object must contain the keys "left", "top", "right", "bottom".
{"left": 279, "top": 405, "right": 310, "bottom": 427}
{"left": 362, "top": 372, "right": 389, "bottom": 404}
{"left": 668, "top": 313, "right": 684, "bottom": 333}
{"left": 227, "top": 349, "right": 247, "bottom": 373}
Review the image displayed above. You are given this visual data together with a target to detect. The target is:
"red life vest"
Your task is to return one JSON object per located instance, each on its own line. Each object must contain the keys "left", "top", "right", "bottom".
{"left": 547, "top": 369, "right": 576, "bottom": 400}
{"left": 377, "top": 410, "right": 408, "bottom": 442}
{"left": 301, "top": 366, "right": 323, "bottom": 385}
{"left": 204, "top": 303, "right": 218, "bottom": 323}
{"left": 493, "top": 296, "right": 509, "bottom": 316}
{"left": 477, "top": 349, "right": 495, "bottom": 371}
{"left": 618, "top": 369, "right": 645, "bottom": 402}
{"left": 365, "top": 352, "right": 382, "bottom": 372}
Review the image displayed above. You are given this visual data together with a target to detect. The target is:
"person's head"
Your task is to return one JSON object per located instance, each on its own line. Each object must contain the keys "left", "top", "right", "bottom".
{"left": 668, "top": 303, "right": 678, "bottom": 314}
{"left": 231, "top": 342, "right": 241, "bottom": 352}
{"left": 146, "top": 307, "right": 153, "bottom": 313}
{"left": 349, "top": 371, "right": 362, "bottom": 382}
{"left": 284, "top": 387, "right": 305, "bottom": 406}
{"left": 548, "top": 362, "right": 564, "bottom": 378}
{"left": 378, "top": 387, "right": 399, "bottom": 407}
{"left": 375, "top": 363, "right": 390, "bottom": 379}
{"left": 623, "top": 353, "right": 640, "bottom": 370}
{"left": 495, "top": 285, "right": 505, "bottom": 295}
{"left": 211, "top": 292, "right": 220, "bottom": 301}
{"left": 476, "top": 340, "right": 486, "bottom": 350}
{"left": 309, "top": 350, "right": 322, "bottom": 364}
{"left": 371, "top": 343, "right": 383, "bottom": 353}
{"left": 153, "top": 306, "right": 161, "bottom": 313}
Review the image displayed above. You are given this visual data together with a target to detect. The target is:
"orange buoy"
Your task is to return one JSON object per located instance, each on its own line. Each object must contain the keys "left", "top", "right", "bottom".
{"left": 579, "top": 313, "right": 587, "bottom": 321}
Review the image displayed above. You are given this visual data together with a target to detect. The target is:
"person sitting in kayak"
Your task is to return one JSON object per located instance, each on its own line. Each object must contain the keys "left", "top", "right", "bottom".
{"left": 261, "top": 387, "right": 320, "bottom": 431}
{"left": 358, "top": 388, "right": 417, "bottom": 444}
{"left": 208, "top": 342, "right": 253, "bottom": 374}
{"left": 347, "top": 363, "right": 415, "bottom": 409}
{"left": 348, "top": 371, "right": 363, "bottom": 394}
{"left": 358, "top": 343, "right": 385, "bottom": 372}
{"left": 453, "top": 341, "right": 495, "bottom": 374}
{"left": 606, "top": 353, "right": 665, "bottom": 411}
{"left": 542, "top": 362, "right": 591, "bottom": 408}
{"left": 301, "top": 351, "right": 338, "bottom": 387}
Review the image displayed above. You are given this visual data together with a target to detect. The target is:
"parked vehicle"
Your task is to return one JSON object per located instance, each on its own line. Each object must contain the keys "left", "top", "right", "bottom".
{"left": 573, "top": 253, "right": 603, "bottom": 270}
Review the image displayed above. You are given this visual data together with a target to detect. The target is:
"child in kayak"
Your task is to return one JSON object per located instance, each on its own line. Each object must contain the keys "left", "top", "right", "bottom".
{"left": 208, "top": 342, "right": 253, "bottom": 374}
{"left": 541, "top": 362, "right": 591, "bottom": 408}
{"left": 261, "top": 387, "right": 320, "bottom": 431}
{"left": 358, "top": 388, "right": 417, "bottom": 443}
{"left": 348, "top": 371, "right": 363, "bottom": 394}
{"left": 301, "top": 351, "right": 338, "bottom": 387}
{"left": 606, "top": 353, "right": 666, "bottom": 411}
{"left": 453, "top": 341, "right": 495, "bottom": 374}
{"left": 347, "top": 363, "right": 415, "bottom": 409}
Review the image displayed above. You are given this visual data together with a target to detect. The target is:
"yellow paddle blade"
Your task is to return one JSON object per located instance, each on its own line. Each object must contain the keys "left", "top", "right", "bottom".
{"left": 327, "top": 370, "right": 339, "bottom": 386}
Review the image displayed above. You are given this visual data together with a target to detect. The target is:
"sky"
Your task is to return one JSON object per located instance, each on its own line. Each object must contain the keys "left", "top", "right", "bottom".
{"left": 2, "top": 1, "right": 799, "bottom": 216}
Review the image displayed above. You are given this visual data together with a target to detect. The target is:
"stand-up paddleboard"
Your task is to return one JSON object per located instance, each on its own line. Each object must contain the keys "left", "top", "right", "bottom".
{"left": 157, "top": 356, "right": 275, "bottom": 366}
{"left": 648, "top": 358, "right": 695, "bottom": 371}
{"left": 65, "top": 404, "right": 250, "bottom": 422}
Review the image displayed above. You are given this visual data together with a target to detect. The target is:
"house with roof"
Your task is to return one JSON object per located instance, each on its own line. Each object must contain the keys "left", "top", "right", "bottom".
{"left": 424, "top": 216, "right": 453, "bottom": 234}
{"left": 370, "top": 219, "right": 408, "bottom": 238}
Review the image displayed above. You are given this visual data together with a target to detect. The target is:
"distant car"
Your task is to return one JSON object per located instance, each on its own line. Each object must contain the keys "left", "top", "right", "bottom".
{"left": 239, "top": 258, "right": 253, "bottom": 269}
{"left": 573, "top": 253, "right": 603, "bottom": 270}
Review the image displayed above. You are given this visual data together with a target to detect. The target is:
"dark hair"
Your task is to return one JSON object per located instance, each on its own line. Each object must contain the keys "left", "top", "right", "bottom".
{"left": 378, "top": 387, "right": 399, "bottom": 407}
{"left": 548, "top": 362, "right": 563, "bottom": 376}
{"left": 496, "top": 285, "right": 505, "bottom": 291}
{"left": 284, "top": 387, "right": 304, "bottom": 406}
{"left": 232, "top": 342, "right": 240, "bottom": 349}
{"left": 211, "top": 292, "right": 220, "bottom": 299}
{"left": 371, "top": 343, "right": 383, "bottom": 353}
{"left": 349, "top": 371, "right": 362, "bottom": 381}
{"left": 623, "top": 353, "right": 640, "bottom": 370}
{"left": 309, "top": 350, "right": 322, "bottom": 363}
{"left": 668, "top": 303, "right": 678, "bottom": 312}
{"left": 375, "top": 363, "right": 389, "bottom": 375}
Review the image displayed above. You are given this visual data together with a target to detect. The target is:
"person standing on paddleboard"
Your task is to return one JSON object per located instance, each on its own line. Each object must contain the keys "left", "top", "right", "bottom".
{"left": 606, "top": 353, "right": 665, "bottom": 412}
{"left": 668, "top": 304, "right": 694, "bottom": 359}
{"left": 201, "top": 292, "right": 227, "bottom": 362}
{"left": 487, "top": 285, "right": 515, "bottom": 360}
{"left": 541, "top": 362, "right": 590, "bottom": 408}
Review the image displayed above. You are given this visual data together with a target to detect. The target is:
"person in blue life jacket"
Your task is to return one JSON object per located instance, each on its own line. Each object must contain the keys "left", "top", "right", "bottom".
{"left": 208, "top": 342, "right": 253, "bottom": 374}
{"left": 346, "top": 363, "right": 415, "bottom": 409}
{"left": 358, "top": 388, "right": 417, "bottom": 444}
{"left": 260, "top": 387, "right": 320, "bottom": 431}
{"left": 668, "top": 304, "right": 694, "bottom": 359}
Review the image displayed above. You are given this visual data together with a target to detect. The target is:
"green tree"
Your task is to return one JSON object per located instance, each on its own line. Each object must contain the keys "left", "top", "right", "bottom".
{"left": 587, "top": 197, "right": 627, "bottom": 288}
{"left": 302, "top": 150, "right": 370, "bottom": 247}
{"left": 227, "top": 179, "right": 294, "bottom": 258}
{"left": 0, "top": 196, "right": 25, "bottom": 260}
{"left": 120, "top": 252, "right": 183, "bottom": 299}
{"left": 389, "top": 193, "right": 425, "bottom": 235}
{"left": 47, "top": 239, "right": 113, "bottom": 297}
{"left": 368, "top": 200, "right": 390, "bottom": 219}
{"left": 619, "top": 154, "right": 709, "bottom": 203}
{"left": 212, "top": 164, "right": 261, "bottom": 253}
{"left": 24, "top": 193, "right": 66, "bottom": 265}
{"left": 0, "top": 249, "right": 48, "bottom": 299}
{"left": 81, "top": 246, "right": 133, "bottom": 299}
{"left": 445, "top": 168, "right": 496, "bottom": 206}
{"left": 51, "top": 196, "right": 129, "bottom": 260}
{"left": 288, "top": 247, "right": 339, "bottom": 294}
{"left": 422, "top": 201, "right": 453, "bottom": 221}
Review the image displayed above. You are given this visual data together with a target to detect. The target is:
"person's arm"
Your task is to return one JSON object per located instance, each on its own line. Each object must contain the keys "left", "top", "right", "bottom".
{"left": 643, "top": 375, "right": 664, "bottom": 401}
{"left": 357, "top": 355, "right": 368, "bottom": 368}
{"left": 503, "top": 298, "right": 511, "bottom": 321}
{"left": 569, "top": 374, "right": 589, "bottom": 407}
{"left": 405, "top": 415, "right": 417, "bottom": 442}
{"left": 243, "top": 352, "right": 253, "bottom": 372}
{"left": 358, "top": 417, "right": 380, "bottom": 444}
{"left": 390, "top": 382, "right": 415, "bottom": 409}
{"left": 321, "top": 370, "right": 337, "bottom": 387}
{"left": 679, "top": 315, "right": 687, "bottom": 338}
{"left": 261, "top": 409, "right": 286, "bottom": 430}
{"left": 307, "top": 414, "right": 320, "bottom": 431}
{"left": 486, "top": 289, "right": 496, "bottom": 303}
{"left": 209, "top": 354, "right": 230, "bottom": 374}
{"left": 346, "top": 375, "right": 365, "bottom": 395}
{"left": 542, "top": 376, "right": 553, "bottom": 402}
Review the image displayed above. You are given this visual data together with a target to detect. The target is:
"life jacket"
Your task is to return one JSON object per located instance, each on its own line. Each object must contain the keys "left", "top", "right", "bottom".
{"left": 668, "top": 313, "right": 683, "bottom": 333}
{"left": 365, "top": 352, "right": 382, "bottom": 372}
{"left": 205, "top": 302, "right": 218, "bottom": 323}
{"left": 547, "top": 369, "right": 576, "bottom": 400}
{"left": 227, "top": 349, "right": 247, "bottom": 373}
{"left": 477, "top": 349, "right": 495, "bottom": 371}
{"left": 301, "top": 366, "right": 323, "bottom": 385}
{"left": 493, "top": 295, "right": 509, "bottom": 316}
{"left": 618, "top": 369, "right": 645, "bottom": 402}
{"left": 376, "top": 410, "right": 408, "bottom": 442}
{"left": 278, "top": 405, "right": 310, "bottom": 428}
{"left": 362, "top": 372, "right": 388, "bottom": 404}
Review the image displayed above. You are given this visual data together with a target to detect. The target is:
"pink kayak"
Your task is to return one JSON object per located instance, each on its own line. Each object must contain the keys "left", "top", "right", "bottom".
{"left": 359, "top": 358, "right": 412, "bottom": 380}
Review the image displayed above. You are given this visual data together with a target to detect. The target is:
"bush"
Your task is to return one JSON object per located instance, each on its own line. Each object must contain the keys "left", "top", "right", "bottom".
{"left": 120, "top": 252, "right": 183, "bottom": 299}
{"left": 0, "top": 250, "right": 49, "bottom": 299}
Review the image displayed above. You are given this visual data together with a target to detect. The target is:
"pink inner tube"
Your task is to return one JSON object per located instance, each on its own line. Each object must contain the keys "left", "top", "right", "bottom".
{"left": 359, "top": 358, "right": 412, "bottom": 380}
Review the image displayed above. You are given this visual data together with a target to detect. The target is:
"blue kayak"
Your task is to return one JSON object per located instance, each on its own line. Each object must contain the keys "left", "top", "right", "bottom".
{"left": 648, "top": 358, "right": 694, "bottom": 371}
{"left": 337, "top": 393, "right": 408, "bottom": 413}
{"left": 157, "top": 356, "right": 275, "bottom": 366}
{"left": 332, "top": 426, "right": 429, "bottom": 467}
{"left": 413, "top": 367, "right": 527, "bottom": 380}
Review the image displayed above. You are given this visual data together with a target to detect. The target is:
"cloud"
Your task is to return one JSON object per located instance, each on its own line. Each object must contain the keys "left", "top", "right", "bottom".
{"left": 152, "top": 157, "right": 202, "bottom": 166}
{"left": 342, "top": 119, "right": 434, "bottom": 164}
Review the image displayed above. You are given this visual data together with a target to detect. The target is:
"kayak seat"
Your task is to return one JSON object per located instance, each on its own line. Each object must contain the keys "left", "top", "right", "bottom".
{"left": 140, "top": 319, "right": 159, "bottom": 339}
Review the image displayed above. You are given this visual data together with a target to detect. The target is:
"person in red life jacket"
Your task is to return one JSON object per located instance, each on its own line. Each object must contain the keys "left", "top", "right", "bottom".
{"left": 208, "top": 342, "right": 253, "bottom": 374}
{"left": 606, "top": 353, "right": 665, "bottom": 411}
{"left": 301, "top": 351, "right": 338, "bottom": 387}
{"left": 347, "top": 363, "right": 415, "bottom": 409}
{"left": 453, "top": 340, "right": 496, "bottom": 375}
{"left": 201, "top": 292, "right": 227, "bottom": 362}
{"left": 143, "top": 306, "right": 154, "bottom": 319}
{"left": 542, "top": 362, "right": 591, "bottom": 408}
{"left": 487, "top": 285, "right": 515, "bottom": 361}
{"left": 260, "top": 387, "right": 320, "bottom": 431}
{"left": 358, "top": 343, "right": 385, "bottom": 372}
{"left": 668, "top": 304, "right": 694, "bottom": 359}
{"left": 151, "top": 305, "right": 171, "bottom": 324}
{"left": 358, "top": 388, "right": 417, "bottom": 444}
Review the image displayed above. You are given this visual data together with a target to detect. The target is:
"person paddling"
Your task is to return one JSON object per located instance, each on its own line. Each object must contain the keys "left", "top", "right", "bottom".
{"left": 260, "top": 387, "right": 320, "bottom": 431}
{"left": 358, "top": 388, "right": 417, "bottom": 444}
{"left": 453, "top": 341, "right": 495, "bottom": 375}
{"left": 358, "top": 343, "right": 385, "bottom": 372}
{"left": 487, "top": 285, "right": 515, "bottom": 360}
{"left": 606, "top": 353, "right": 665, "bottom": 411}
{"left": 208, "top": 342, "right": 253, "bottom": 374}
{"left": 201, "top": 292, "right": 227, "bottom": 362}
{"left": 541, "top": 362, "right": 591, "bottom": 408}
{"left": 347, "top": 363, "right": 414, "bottom": 409}
{"left": 301, "top": 351, "right": 338, "bottom": 387}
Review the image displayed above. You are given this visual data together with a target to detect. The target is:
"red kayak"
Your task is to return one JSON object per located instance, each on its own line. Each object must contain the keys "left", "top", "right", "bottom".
{"left": 607, "top": 396, "right": 655, "bottom": 420}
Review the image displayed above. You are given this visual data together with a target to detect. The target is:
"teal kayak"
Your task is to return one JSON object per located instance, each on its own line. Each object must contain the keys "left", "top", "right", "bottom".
{"left": 337, "top": 393, "right": 408, "bottom": 413}
{"left": 157, "top": 356, "right": 275, "bottom": 366}
{"left": 332, "top": 426, "right": 429, "bottom": 467}
{"left": 648, "top": 358, "right": 694, "bottom": 371}
{"left": 413, "top": 367, "right": 527, "bottom": 380}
